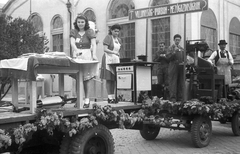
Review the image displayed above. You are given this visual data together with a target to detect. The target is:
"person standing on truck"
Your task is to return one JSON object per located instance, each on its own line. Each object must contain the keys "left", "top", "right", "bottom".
{"left": 166, "top": 34, "right": 184, "bottom": 102}
{"left": 70, "top": 14, "right": 98, "bottom": 108}
{"left": 100, "top": 24, "right": 124, "bottom": 104}
{"left": 153, "top": 42, "right": 169, "bottom": 98}
{"left": 207, "top": 40, "right": 234, "bottom": 85}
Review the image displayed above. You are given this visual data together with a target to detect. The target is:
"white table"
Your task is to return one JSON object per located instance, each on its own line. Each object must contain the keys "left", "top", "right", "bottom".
{"left": 0, "top": 57, "right": 98, "bottom": 113}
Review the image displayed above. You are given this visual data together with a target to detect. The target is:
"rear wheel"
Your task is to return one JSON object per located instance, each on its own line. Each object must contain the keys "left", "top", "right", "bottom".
{"left": 231, "top": 111, "right": 240, "bottom": 136}
{"left": 191, "top": 115, "right": 212, "bottom": 148}
{"left": 140, "top": 124, "right": 160, "bottom": 140}
{"left": 69, "top": 124, "right": 114, "bottom": 154}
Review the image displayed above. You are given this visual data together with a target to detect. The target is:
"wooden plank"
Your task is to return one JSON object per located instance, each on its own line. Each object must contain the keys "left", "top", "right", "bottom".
{"left": 0, "top": 112, "right": 36, "bottom": 124}
{"left": 36, "top": 66, "right": 79, "bottom": 74}
{"left": 0, "top": 101, "right": 142, "bottom": 125}
{"left": 58, "top": 74, "right": 64, "bottom": 96}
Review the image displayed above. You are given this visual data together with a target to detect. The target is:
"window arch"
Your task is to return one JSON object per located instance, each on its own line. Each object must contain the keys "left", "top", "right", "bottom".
{"left": 200, "top": 9, "right": 218, "bottom": 52}
{"left": 52, "top": 16, "right": 63, "bottom": 29}
{"left": 229, "top": 17, "right": 240, "bottom": 56}
{"left": 83, "top": 9, "right": 96, "bottom": 22}
{"left": 29, "top": 13, "right": 43, "bottom": 32}
{"left": 109, "top": 0, "right": 135, "bottom": 19}
{"left": 51, "top": 15, "right": 63, "bottom": 52}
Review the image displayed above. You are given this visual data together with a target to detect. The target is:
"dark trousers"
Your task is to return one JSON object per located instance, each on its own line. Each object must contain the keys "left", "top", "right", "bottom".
{"left": 157, "top": 65, "right": 168, "bottom": 86}
{"left": 168, "top": 63, "right": 184, "bottom": 102}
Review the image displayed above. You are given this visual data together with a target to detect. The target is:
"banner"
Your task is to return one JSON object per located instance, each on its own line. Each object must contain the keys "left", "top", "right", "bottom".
{"left": 129, "top": 0, "right": 208, "bottom": 20}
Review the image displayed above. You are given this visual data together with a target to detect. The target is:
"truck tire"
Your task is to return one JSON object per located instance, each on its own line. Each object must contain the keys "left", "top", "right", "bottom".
{"left": 231, "top": 111, "right": 240, "bottom": 136}
{"left": 140, "top": 124, "right": 160, "bottom": 140}
{"left": 69, "top": 124, "right": 114, "bottom": 154}
{"left": 191, "top": 115, "right": 212, "bottom": 148}
{"left": 59, "top": 135, "right": 71, "bottom": 154}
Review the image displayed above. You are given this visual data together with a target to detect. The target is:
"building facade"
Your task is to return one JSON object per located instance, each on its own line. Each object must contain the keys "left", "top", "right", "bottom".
{"left": 2, "top": 0, "right": 240, "bottom": 98}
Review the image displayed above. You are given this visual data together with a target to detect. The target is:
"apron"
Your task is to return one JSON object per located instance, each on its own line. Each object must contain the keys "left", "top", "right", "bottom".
{"left": 75, "top": 49, "right": 98, "bottom": 81}
{"left": 105, "top": 36, "right": 120, "bottom": 74}
{"left": 76, "top": 49, "right": 92, "bottom": 60}
{"left": 216, "top": 50, "right": 231, "bottom": 85}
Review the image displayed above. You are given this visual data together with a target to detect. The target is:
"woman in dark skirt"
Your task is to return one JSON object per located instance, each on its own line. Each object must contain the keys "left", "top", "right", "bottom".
{"left": 100, "top": 24, "right": 124, "bottom": 103}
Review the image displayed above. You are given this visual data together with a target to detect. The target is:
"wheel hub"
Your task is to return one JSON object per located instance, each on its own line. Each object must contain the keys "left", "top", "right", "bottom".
{"left": 199, "top": 123, "right": 210, "bottom": 140}
{"left": 89, "top": 146, "right": 97, "bottom": 154}
{"left": 84, "top": 136, "right": 106, "bottom": 154}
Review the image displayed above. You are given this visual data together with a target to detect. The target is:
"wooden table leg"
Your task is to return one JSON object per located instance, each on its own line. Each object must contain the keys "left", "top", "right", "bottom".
{"left": 29, "top": 81, "right": 37, "bottom": 114}
{"left": 76, "top": 67, "right": 84, "bottom": 109}
{"left": 11, "top": 78, "right": 18, "bottom": 109}
{"left": 59, "top": 74, "right": 64, "bottom": 97}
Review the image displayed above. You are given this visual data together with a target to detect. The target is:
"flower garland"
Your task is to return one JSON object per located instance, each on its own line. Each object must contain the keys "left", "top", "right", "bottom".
{"left": 141, "top": 97, "right": 240, "bottom": 127}
{"left": 141, "top": 97, "right": 240, "bottom": 116}
{"left": 0, "top": 97, "right": 239, "bottom": 153}
{"left": 0, "top": 129, "right": 11, "bottom": 150}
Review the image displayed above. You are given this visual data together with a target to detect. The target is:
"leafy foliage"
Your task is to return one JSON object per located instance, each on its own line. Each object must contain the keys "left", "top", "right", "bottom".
{"left": 0, "top": 129, "right": 11, "bottom": 150}
{"left": 0, "top": 14, "right": 44, "bottom": 60}
{"left": 0, "top": 98, "right": 239, "bottom": 153}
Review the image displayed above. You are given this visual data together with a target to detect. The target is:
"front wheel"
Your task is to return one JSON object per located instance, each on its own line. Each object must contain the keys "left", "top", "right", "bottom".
{"left": 191, "top": 115, "right": 212, "bottom": 148}
{"left": 59, "top": 135, "right": 72, "bottom": 154}
{"left": 231, "top": 111, "right": 240, "bottom": 136}
{"left": 69, "top": 124, "right": 114, "bottom": 154}
{"left": 140, "top": 124, "right": 160, "bottom": 140}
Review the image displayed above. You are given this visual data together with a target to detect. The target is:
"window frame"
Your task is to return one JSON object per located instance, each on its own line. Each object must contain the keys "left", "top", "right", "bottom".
{"left": 107, "top": 0, "right": 136, "bottom": 59}
{"left": 51, "top": 15, "right": 63, "bottom": 52}
{"left": 201, "top": 25, "right": 217, "bottom": 51}
{"left": 229, "top": 33, "right": 240, "bottom": 56}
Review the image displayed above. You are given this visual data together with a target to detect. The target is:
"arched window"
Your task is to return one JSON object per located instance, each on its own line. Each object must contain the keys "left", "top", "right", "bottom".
{"left": 201, "top": 9, "right": 218, "bottom": 51}
{"left": 29, "top": 13, "right": 43, "bottom": 32}
{"left": 108, "top": 0, "right": 135, "bottom": 59}
{"left": 229, "top": 17, "right": 240, "bottom": 56}
{"left": 151, "top": 0, "right": 170, "bottom": 76}
{"left": 109, "top": 0, "right": 134, "bottom": 19}
{"left": 84, "top": 9, "right": 96, "bottom": 22}
{"left": 51, "top": 15, "right": 63, "bottom": 52}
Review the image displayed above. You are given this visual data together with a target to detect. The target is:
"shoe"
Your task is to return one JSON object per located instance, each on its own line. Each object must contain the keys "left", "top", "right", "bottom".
{"left": 108, "top": 98, "right": 113, "bottom": 104}
{"left": 83, "top": 99, "right": 90, "bottom": 108}
{"left": 108, "top": 98, "right": 118, "bottom": 104}
{"left": 108, "top": 98, "right": 116, "bottom": 104}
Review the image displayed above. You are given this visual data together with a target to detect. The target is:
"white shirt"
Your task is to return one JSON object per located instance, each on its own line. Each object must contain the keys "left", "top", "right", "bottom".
{"left": 207, "top": 50, "right": 234, "bottom": 65}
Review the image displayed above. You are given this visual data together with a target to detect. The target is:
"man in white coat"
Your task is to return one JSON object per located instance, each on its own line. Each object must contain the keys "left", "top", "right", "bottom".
{"left": 207, "top": 40, "right": 234, "bottom": 85}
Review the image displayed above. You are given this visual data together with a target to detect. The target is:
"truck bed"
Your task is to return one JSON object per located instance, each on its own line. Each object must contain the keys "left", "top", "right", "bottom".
{"left": 0, "top": 101, "right": 142, "bottom": 125}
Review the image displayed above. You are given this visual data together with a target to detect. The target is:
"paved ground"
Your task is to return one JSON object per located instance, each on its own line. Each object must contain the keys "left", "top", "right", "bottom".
{"left": 111, "top": 121, "right": 240, "bottom": 154}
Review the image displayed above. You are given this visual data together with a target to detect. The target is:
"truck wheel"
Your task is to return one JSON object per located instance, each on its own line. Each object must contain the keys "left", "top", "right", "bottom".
{"left": 140, "top": 124, "right": 160, "bottom": 140}
{"left": 231, "top": 111, "right": 240, "bottom": 136}
{"left": 191, "top": 115, "right": 212, "bottom": 148}
{"left": 69, "top": 124, "right": 114, "bottom": 154}
{"left": 59, "top": 135, "right": 71, "bottom": 154}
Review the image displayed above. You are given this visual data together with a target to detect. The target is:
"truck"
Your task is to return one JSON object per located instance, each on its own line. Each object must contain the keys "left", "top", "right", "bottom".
{"left": 0, "top": 41, "right": 239, "bottom": 154}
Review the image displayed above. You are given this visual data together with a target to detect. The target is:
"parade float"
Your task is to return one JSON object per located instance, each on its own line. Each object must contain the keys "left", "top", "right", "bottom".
{"left": 0, "top": 0, "right": 239, "bottom": 154}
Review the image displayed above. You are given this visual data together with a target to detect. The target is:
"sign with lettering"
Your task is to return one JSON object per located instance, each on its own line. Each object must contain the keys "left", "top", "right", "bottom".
{"left": 129, "top": 0, "right": 208, "bottom": 20}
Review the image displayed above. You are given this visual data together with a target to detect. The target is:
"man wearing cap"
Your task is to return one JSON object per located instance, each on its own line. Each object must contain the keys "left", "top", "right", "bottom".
{"left": 207, "top": 40, "right": 234, "bottom": 85}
